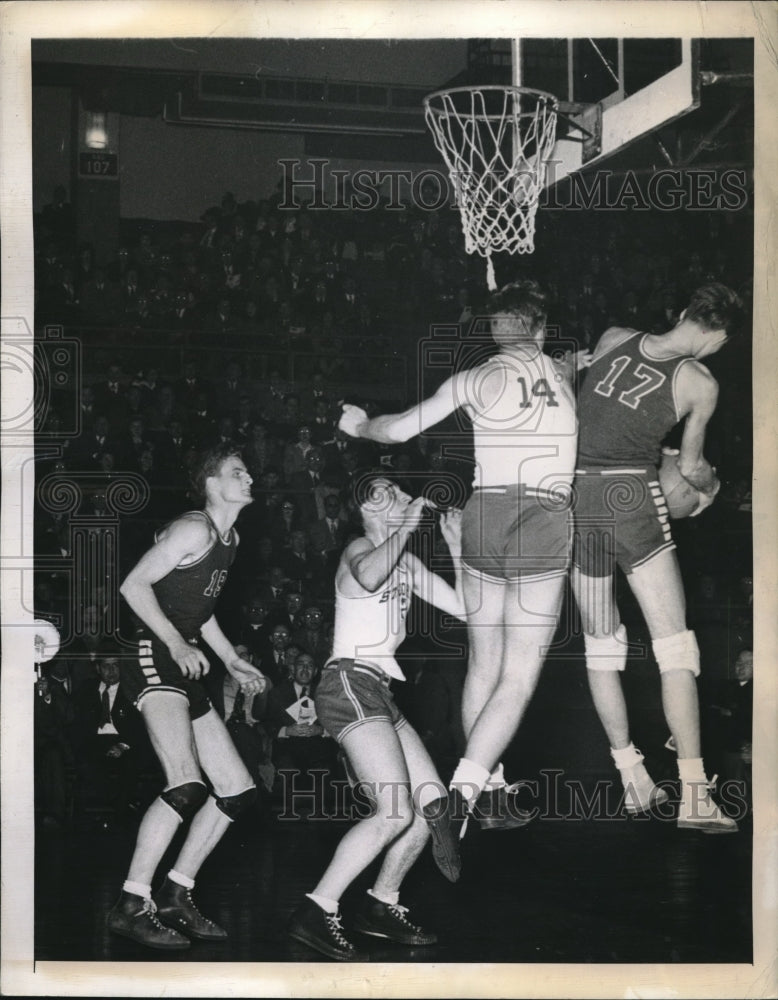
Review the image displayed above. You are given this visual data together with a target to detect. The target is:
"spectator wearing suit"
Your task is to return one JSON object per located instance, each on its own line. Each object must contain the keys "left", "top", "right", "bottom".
{"left": 74, "top": 414, "right": 118, "bottom": 470}
{"left": 309, "top": 398, "right": 335, "bottom": 444}
{"left": 308, "top": 494, "right": 350, "bottom": 563}
{"left": 214, "top": 360, "right": 250, "bottom": 419}
{"left": 71, "top": 641, "right": 156, "bottom": 825}
{"left": 80, "top": 267, "right": 121, "bottom": 326}
{"left": 117, "top": 416, "right": 156, "bottom": 472}
{"left": 256, "top": 565, "right": 290, "bottom": 615}
{"left": 266, "top": 586, "right": 304, "bottom": 634}
{"left": 270, "top": 497, "right": 303, "bottom": 553}
{"left": 234, "top": 592, "right": 273, "bottom": 663}
{"left": 242, "top": 422, "right": 281, "bottom": 481}
{"left": 265, "top": 651, "right": 337, "bottom": 814}
{"left": 282, "top": 529, "right": 318, "bottom": 594}
{"left": 34, "top": 657, "right": 77, "bottom": 830}
{"left": 259, "top": 622, "right": 292, "bottom": 685}
{"left": 283, "top": 425, "right": 316, "bottom": 481}
{"left": 177, "top": 360, "right": 210, "bottom": 415}
{"left": 93, "top": 364, "right": 128, "bottom": 426}
{"left": 288, "top": 449, "right": 330, "bottom": 523}
{"left": 291, "top": 605, "right": 332, "bottom": 668}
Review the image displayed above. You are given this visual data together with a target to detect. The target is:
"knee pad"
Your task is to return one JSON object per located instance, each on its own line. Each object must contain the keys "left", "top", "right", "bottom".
{"left": 652, "top": 630, "right": 700, "bottom": 676}
{"left": 214, "top": 784, "right": 257, "bottom": 821}
{"left": 584, "top": 624, "right": 628, "bottom": 672}
{"left": 160, "top": 781, "right": 208, "bottom": 822}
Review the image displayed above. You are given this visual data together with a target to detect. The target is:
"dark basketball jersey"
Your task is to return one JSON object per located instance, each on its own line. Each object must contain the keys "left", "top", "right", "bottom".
{"left": 577, "top": 331, "right": 692, "bottom": 468}
{"left": 141, "top": 510, "right": 237, "bottom": 640}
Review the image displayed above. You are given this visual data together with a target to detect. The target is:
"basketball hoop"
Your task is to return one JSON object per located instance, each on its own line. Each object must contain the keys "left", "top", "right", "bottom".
{"left": 423, "top": 85, "right": 558, "bottom": 290}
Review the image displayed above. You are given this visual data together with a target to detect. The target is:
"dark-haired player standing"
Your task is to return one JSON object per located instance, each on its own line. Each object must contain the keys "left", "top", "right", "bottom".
{"left": 288, "top": 476, "right": 466, "bottom": 961}
{"left": 106, "top": 443, "right": 269, "bottom": 948}
{"left": 572, "top": 283, "right": 743, "bottom": 831}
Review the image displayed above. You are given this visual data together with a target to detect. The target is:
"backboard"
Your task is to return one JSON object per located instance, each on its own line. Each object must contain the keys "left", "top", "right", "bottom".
{"left": 509, "top": 37, "right": 701, "bottom": 187}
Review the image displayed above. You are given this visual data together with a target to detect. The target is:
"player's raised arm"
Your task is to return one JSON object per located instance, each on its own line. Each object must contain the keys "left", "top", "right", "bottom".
{"left": 120, "top": 516, "right": 212, "bottom": 676}
{"left": 345, "top": 495, "right": 431, "bottom": 593}
{"left": 339, "top": 373, "right": 466, "bottom": 445}
{"left": 404, "top": 509, "right": 466, "bottom": 621}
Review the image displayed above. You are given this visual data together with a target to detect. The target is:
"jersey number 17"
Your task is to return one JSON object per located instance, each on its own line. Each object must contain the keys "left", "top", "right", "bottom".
{"left": 593, "top": 356, "right": 666, "bottom": 410}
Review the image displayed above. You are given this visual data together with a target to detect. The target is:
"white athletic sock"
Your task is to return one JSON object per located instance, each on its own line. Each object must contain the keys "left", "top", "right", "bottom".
{"left": 368, "top": 887, "right": 400, "bottom": 907}
{"left": 123, "top": 879, "right": 152, "bottom": 899}
{"left": 168, "top": 869, "right": 195, "bottom": 890}
{"left": 677, "top": 756, "right": 708, "bottom": 786}
{"left": 307, "top": 892, "right": 339, "bottom": 914}
{"left": 610, "top": 743, "right": 643, "bottom": 771}
{"left": 450, "top": 758, "right": 491, "bottom": 804}
{"left": 485, "top": 762, "right": 506, "bottom": 790}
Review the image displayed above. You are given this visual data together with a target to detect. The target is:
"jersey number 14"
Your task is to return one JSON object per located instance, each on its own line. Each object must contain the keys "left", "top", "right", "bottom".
{"left": 515, "top": 377, "right": 558, "bottom": 408}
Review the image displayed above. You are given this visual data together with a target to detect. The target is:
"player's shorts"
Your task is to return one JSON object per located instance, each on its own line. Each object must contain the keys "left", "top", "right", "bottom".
{"left": 120, "top": 634, "right": 214, "bottom": 721}
{"left": 461, "top": 484, "right": 572, "bottom": 583}
{"left": 315, "top": 658, "right": 407, "bottom": 743}
{"left": 572, "top": 466, "right": 675, "bottom": 577}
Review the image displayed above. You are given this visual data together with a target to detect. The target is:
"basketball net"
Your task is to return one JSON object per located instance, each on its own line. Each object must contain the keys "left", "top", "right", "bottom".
{"left": 424, "top": 86, "right": 558, "bottom": 290}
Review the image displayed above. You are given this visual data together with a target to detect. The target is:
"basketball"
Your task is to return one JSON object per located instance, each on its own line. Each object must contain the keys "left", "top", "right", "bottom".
{"left": 658, "top": 452, "right": 701, "bottom": 519}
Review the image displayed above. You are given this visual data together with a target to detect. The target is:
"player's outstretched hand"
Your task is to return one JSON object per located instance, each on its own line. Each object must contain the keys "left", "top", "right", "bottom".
{"left": 690, "top": 476, "right": 721, "bottom": 518}
{"left": 575, "top": 349, "right": 594, "bottom": 370}
{"left": 339, "top": 403, "right": 368, "bottom": 438}
{"left": 227, "top": 656, "right": 268, "bottom": 695}
{"left": 169, "top": 638, "right": 211, "bottom": 679}
{"left": 439, "top": 507, "right": 463, "bottom": 557}
{"left": 402, "top": 495, "right": 433, "bottom": 533}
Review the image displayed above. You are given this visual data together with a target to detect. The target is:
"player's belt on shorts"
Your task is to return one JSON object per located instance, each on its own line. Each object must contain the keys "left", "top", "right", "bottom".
{"left": 475, "top": 484, "right": 570, "bottom": 500}
{"left": 575, "top": 467, "right": 648, "bottom": 475}
{"left": 324, "top": 658, "right": 391, "bottom": 686}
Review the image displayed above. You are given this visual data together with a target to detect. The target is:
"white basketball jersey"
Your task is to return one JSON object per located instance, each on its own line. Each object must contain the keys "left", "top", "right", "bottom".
{"left": 465, "top": 351, "right": 578, "bottom": 490}
{"left": 330, "top": 560, "right": 411, "bottom": 680}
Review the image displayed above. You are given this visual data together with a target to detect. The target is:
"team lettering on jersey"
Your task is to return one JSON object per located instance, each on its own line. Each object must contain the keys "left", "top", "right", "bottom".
{"left": 377, "top": 578, "right": 411, "bottom": 615}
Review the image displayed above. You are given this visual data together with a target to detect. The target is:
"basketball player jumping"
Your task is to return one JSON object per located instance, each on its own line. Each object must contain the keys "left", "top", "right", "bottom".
{"left": 288, "top": 475, "right": 466, "bottom": 961}
{"left": 106, "top": 443, "right": 269, "bottom": 948}
{"left": 339, "top": 280, "right": 585, "bottom": 835}
{"left": 571, "top": 282, "right": 743, "bottom": 832}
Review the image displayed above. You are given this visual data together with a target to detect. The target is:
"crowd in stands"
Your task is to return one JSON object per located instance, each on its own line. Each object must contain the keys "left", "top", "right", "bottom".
{"left": 31, "top": 176, "right": 754, "bottom": 830}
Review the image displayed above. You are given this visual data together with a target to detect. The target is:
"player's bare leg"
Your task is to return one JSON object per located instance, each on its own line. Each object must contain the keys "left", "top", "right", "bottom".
{"left": 572, "top": 566, "right": 668, "bottom": 814}
{"left": 628, "top": 551, "right": 699, "bottom": 756}
{"left": 351, "top": 723, "right": 442, "bottom": 948}
{"left": 289, "top": 719, "right": 416, "bottom": 961}
{"left": 312, "top": 720, "right": 417, "bottom": 902}
{"left": 629, "top": 550, "right": 736, "bottom": 831}
{"left": 127, "top": 692, "right": 205, "bottom": 886}
{"left": 152, "top": 707, "right": 257, "bottom": 940}
{"left": 460, "top": 570, "right": 506, "bottom": 750}
{"left": 449, "top": 571, "right": 564, "bottom": 830}
{"left": 107, "top": 691, "right": 203, "bottom": 949}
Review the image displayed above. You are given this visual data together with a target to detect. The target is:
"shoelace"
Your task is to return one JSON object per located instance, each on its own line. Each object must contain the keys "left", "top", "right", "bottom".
{"left": 182, "top": 889, "right": 217, "bottom": 926}
{"left": 387, "top": 904, "right": 420, "bottom": 931}
{"left": 138, "top": 898, "right": 166, "bottom": 929}
{"left": 325, "top": 912, "right": 353, "bottom": 949}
